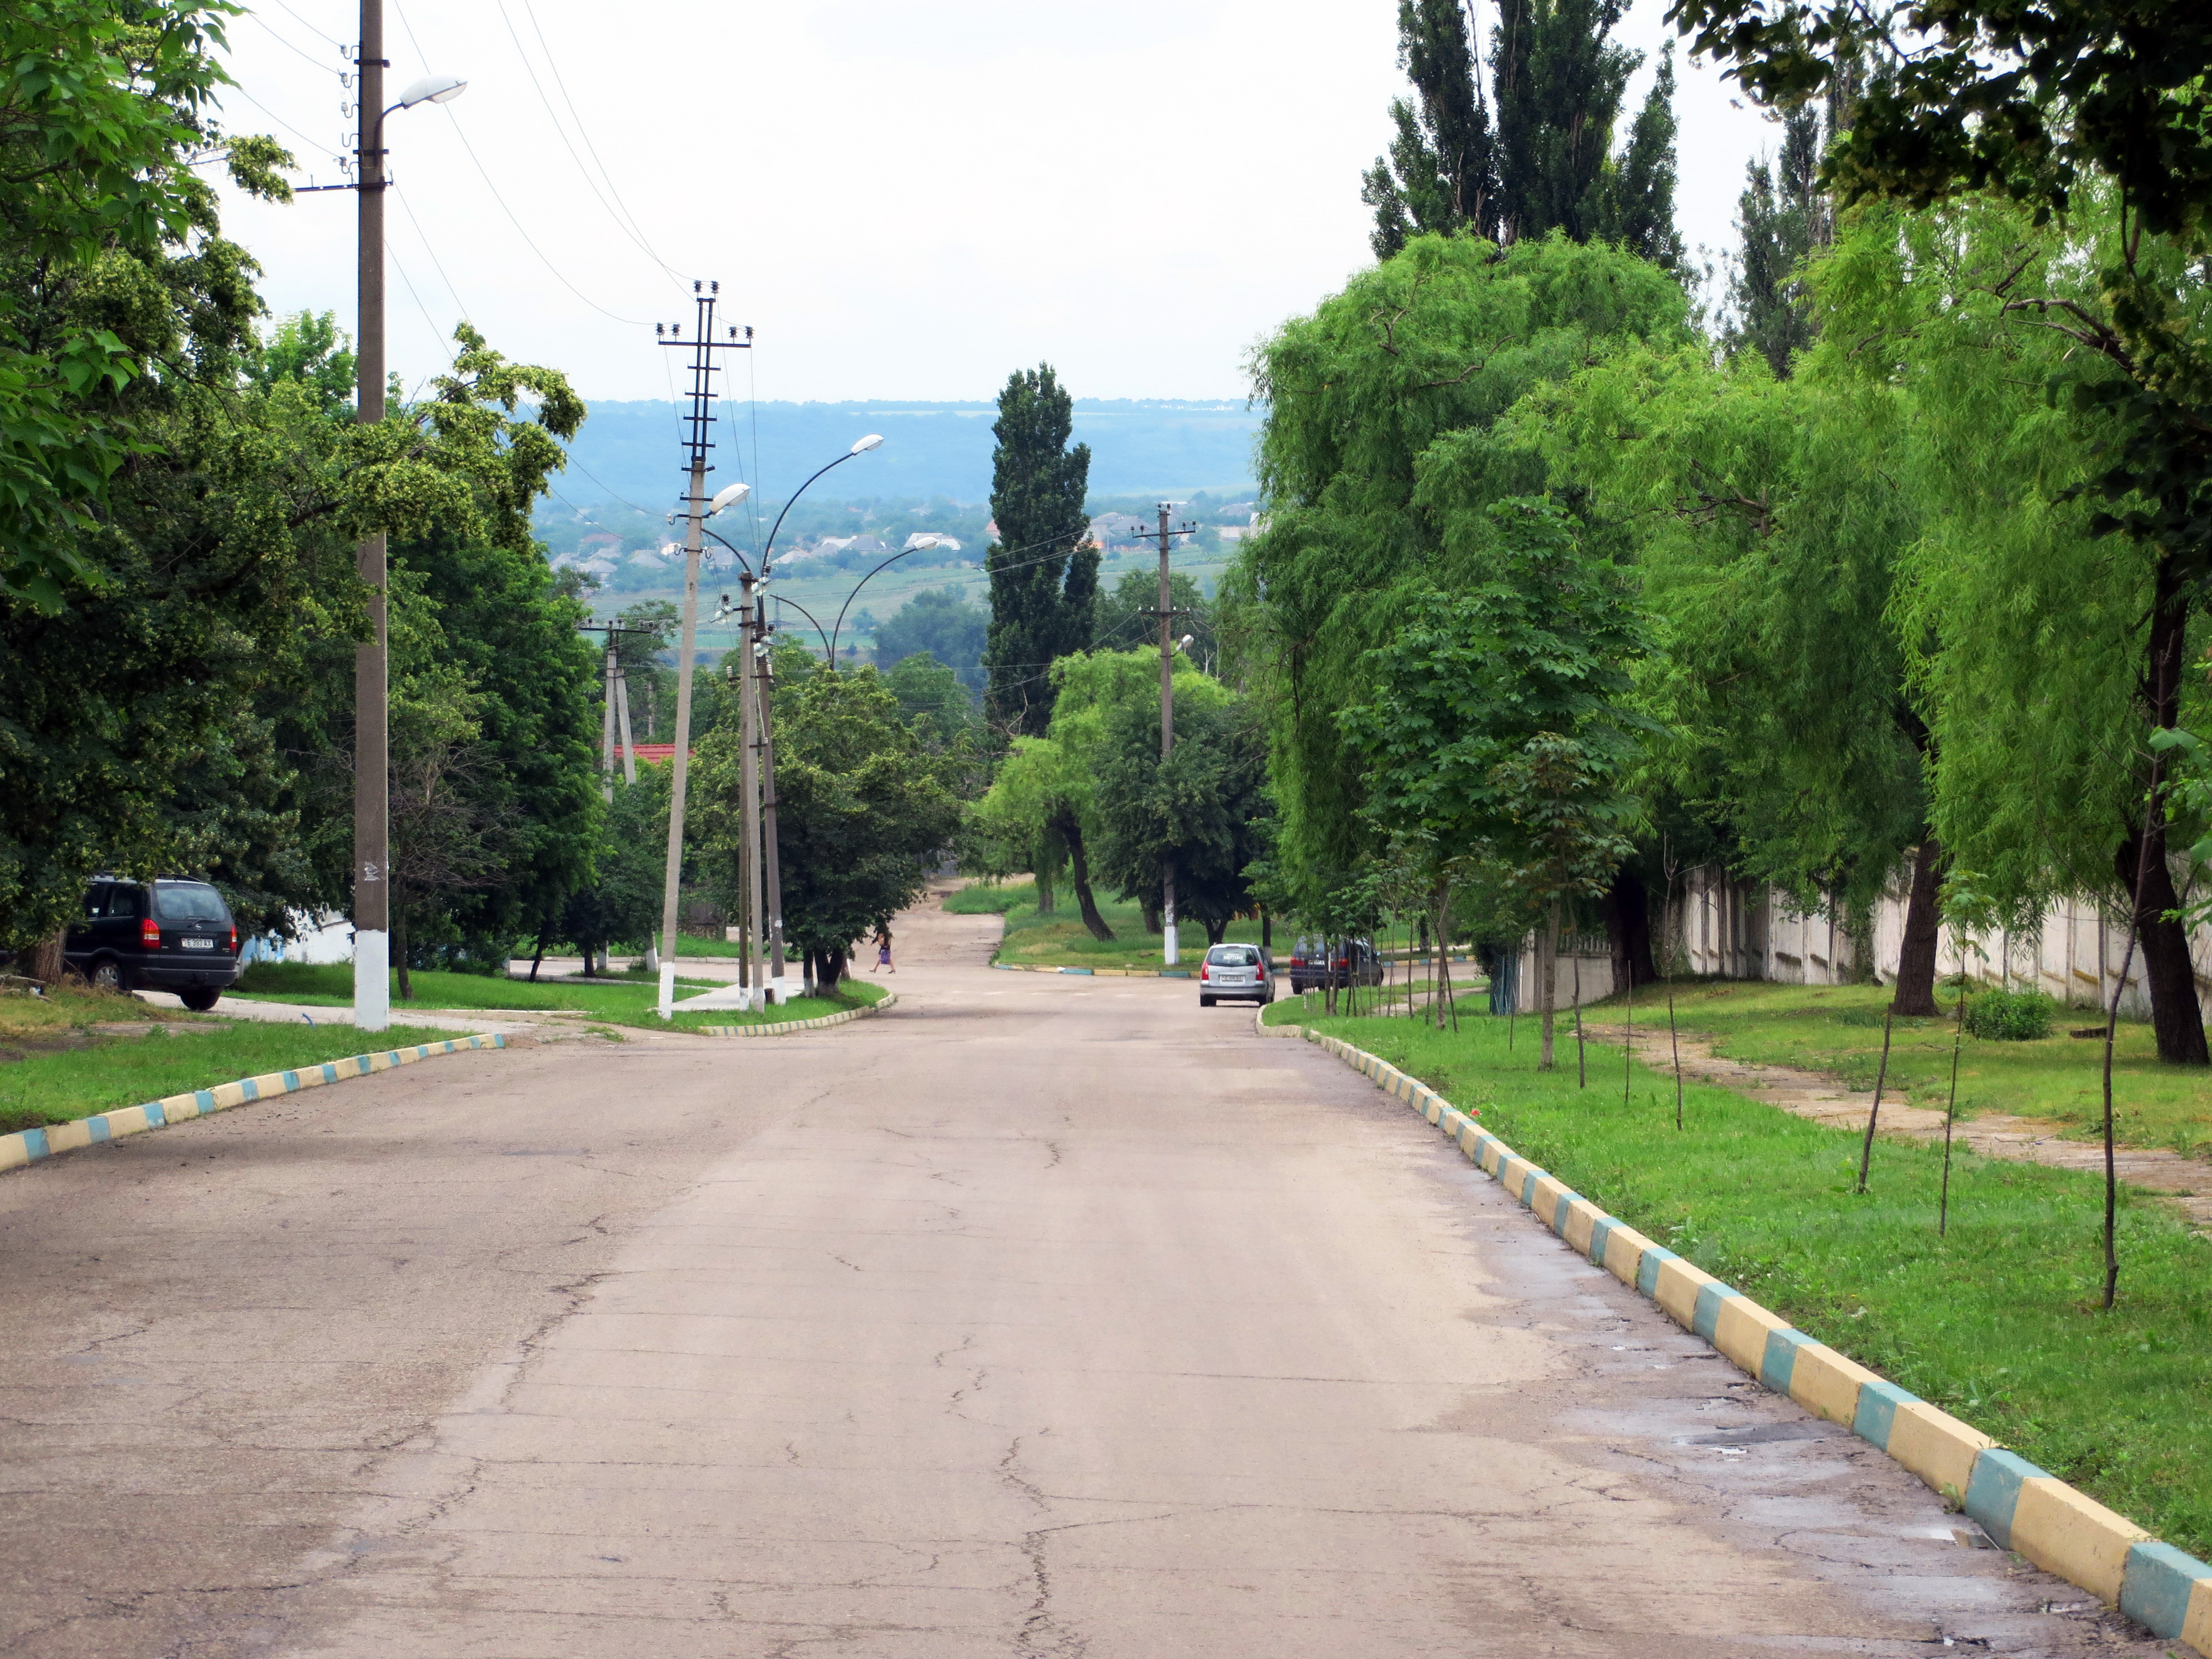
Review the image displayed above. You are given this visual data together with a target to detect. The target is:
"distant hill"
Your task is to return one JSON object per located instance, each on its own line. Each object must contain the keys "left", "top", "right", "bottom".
{"left": 546, "top": 398, "right": 1263, "bottom": 513}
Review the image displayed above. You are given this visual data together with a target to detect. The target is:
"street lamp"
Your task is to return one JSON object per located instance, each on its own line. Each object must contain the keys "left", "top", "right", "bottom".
{"left": 351, "top": 8, "right": 467, "bottom": 1035}
{"left": 829, "top": 535, "right": 941, "bottom": 666}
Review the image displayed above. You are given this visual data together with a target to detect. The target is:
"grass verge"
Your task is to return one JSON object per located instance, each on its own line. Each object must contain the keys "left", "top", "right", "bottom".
{"left": 232, "top": 963, "right": 883, "bottom": 1031}
{"left": 1290, "top": 1004, "right": 2212, "bottom": 1559}
{"left": 942, "top": 880, "right": 1038, "bottom": 916}
{"left": 987, "top": 891, "right": 1269, "bottom": 969}
{"left": 0, "top": 983, "right": 196, "bottom": 1043}
{"left": 0, "top": 1020, "right": 479, "bottom": 1133}
{"left": 1586, "top": 979, "right": 2212, "bottom": 1159}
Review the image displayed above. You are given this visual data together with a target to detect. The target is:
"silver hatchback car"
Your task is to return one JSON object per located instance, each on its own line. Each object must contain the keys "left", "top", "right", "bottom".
{"left": 1198, "top": 943, "right": 1273, "bottom": 1006}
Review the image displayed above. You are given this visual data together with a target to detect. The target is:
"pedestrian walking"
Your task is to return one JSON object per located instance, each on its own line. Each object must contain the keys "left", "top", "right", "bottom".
{"left": 875, "top": 924, "right": 894, "bottom": 974}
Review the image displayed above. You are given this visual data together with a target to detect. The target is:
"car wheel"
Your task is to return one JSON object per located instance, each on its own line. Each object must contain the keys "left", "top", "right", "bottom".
{"left": 89, "top": 958, "right": 126, "bottom": 993}
{"left": 1200, "top": 995, "right": 1215, "bottom": 1008}
{"left": 179, "top": 988, "right": 222, "bottom": 1013}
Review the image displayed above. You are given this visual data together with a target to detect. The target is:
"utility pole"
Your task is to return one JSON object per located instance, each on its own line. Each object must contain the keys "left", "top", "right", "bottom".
{"left": 351, "top": 0, "right": 390, "bottom": 1032}
{"left": 578, "top": 620, "right": 651, "bottom": 801}
{"left": 738, "top": 571, "right": 766, "bottom": 1007}
{"left": 1149, "top": 503, "right": 1197, "bottom": 966}
{"left": 754, "top": 609, "right": 791, "bottom": 1003}
{"left": 654, "top": 284, "right": 749, "bottom": 1019}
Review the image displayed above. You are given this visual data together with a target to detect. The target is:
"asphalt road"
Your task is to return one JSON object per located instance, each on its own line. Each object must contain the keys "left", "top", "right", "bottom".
{"left": 0, "top": 895, "right": 2178, "bottom": 1657}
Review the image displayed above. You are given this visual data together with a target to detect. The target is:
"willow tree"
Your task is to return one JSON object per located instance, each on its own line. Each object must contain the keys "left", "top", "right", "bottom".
{"left": 1224, "top": 231, "right": 1687, "bottom": 923}
{"left": 1516, "top": 342, "right": 1940, "bottom": 1009}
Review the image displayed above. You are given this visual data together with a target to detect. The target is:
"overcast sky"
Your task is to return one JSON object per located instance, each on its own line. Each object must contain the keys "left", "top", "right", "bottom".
{"left": 215, "top": 0, "right": 1780, "bottom": 405}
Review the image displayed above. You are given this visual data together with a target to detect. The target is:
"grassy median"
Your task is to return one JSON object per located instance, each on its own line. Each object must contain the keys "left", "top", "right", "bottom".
{"left": 0, "top": 1018, "right": 479, "bottom": 1133}
{"left": 1283, "top": 1003, "right": 2212, "bottom": 1558}
{"left": 956, "top": 883, "right": 1271, "bottom": 969}
{"left": 230, "top": 963, "right": 884, "bottom": 1032}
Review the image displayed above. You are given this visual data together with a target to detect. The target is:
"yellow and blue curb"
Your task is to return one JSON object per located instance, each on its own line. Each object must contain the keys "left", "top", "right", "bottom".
{"left": 0, "top": 1034, "right": 508, "bottom": 1177}
{"left": 1287, "top": 1021, "right": 2212, "bottom": 1652}
{"left": 990, "top": 962, "right": 1195, "bottom": 979}
{"left": 696, "top": 990, "right": 895, "bottom": 1037}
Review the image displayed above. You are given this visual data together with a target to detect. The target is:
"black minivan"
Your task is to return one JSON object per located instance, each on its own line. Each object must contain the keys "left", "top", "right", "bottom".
{"left": 64, "top": 877, "right": 239, "bottom": 1011}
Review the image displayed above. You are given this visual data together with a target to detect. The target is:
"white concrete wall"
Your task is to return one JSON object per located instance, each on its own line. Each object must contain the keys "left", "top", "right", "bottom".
{"left": 1494, "top": 856, "right": 2212, "bottom": 1020}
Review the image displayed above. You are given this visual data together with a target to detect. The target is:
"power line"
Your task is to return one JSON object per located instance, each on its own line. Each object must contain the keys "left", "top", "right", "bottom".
{"left": 244, "top": 10, "right": 339, "bottom": 73}
{"left": 495, "top": 0, "right": 685, "bottom": 284}
{"left": 434, "top": 107, "right": 649, "bottom": 325}
{"left": 393, "top": 185, "right": 471, "bottom": 322}
{"left": 265, "top": 0, "right": 343, "bottom": 45}
{"left": 219, "top": 81, "right": 347, "bottom": 166}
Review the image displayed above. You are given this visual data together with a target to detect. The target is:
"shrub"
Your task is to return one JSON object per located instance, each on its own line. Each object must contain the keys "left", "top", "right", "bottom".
{"left": 1963, "top": 987, "right": 2055, "bottom": 1041}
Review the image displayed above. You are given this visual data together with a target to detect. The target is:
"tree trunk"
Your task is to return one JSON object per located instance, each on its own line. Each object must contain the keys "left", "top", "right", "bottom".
{"left": 1605, "top": 867, "right": 1656, "bottom": 992}
{"left": 2117, "top": 831, "right": 2210, "bottom": 1064}
{"left": 528, "top": 926, "right": 548, "bottom": 983}
{"left": 1141, "top": 895, "right": 1161, "bottom": 935}
{"left": 817, "top": 947, "right": 846, "bottom": 992}
{"left": 1537, "top": 902, "right": 1559, "bottom": 1070}
{"left": 2120, "top": 553, "right": 2210, "bottom": 1065}
{"left": 25, "top": 927, "right": 65, "bottom": 985}
{"left": 393, "top": 910, "right": 412, "bottom": 1001}
{"left": 1057, "top": 815, "right": 1115, "bottom": 941}
{"left": 1890, "top": 836, "right": 1944, "bottom": 1016}
{"left": 1204, "top": 916, "right": 1228, "bottom": 945}
{"left": 1261, "top": 907, "right": 1272, "bottom": 951}
{"left": 1033, "top": 857, "right": 1056, "bottom": 915}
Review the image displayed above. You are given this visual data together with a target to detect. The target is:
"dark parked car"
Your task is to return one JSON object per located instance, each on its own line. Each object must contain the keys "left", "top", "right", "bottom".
{"left": 1198, "top": 942, "right": 1274, "bottom": 1007}
{"left": 1288, "top": 935, "right": 1383, "bottom": 992}
{"left": 64, "top": 877, "right": 239, "bottom": 1011}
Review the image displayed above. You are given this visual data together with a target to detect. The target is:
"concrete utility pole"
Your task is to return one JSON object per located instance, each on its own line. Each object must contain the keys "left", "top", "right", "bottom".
{"left": 598, "top": 633, "right": 617, "bottom": 802}
{"left": 654, "top": 285, "right": 749, "bottom": 1019}
{"left": 580, "top": 621, "right": 651, "bottom": 801}
{"left": 754, "top": 614, "right": 790, "bottom": 1001}
{"left": 1149, "top": 503, "right": 1198, "bottom": 966}
{"left": 351, "top": 0, "right": 389, "bottom": 1032}
{"left": 738, "top": 573, "right": 767, "bottom": 1006}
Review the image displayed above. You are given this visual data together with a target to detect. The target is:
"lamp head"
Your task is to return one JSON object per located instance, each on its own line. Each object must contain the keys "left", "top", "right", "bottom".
{"left": 1178, "top": 633, "right": 1195, "bottom": 650}
{"left": 395, "top": 74, "right": 467, "bottom": 108}
{"left": 709, "top": 481, "right": 752, "bottom": 515}
{"left": 909, "top": 534, "right": 942, "bottom": 550}
{"left": 850, "top": 434, "right": 884, "bottom": 454}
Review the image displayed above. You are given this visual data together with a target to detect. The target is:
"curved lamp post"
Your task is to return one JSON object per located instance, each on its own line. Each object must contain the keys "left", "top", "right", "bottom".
{"left": 828, "top": 535, "right": 942, "bottom": 667}
{"left": 351, "top": 56, "right": 466, "bottom": 1036}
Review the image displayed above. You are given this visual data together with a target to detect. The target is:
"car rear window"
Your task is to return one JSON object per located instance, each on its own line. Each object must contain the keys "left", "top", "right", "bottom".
{"left": 152, "top": 882, "right": 230, "bottom": 924}
{"left": 1207, "top": 946, "right": 1259, "bottom": 966}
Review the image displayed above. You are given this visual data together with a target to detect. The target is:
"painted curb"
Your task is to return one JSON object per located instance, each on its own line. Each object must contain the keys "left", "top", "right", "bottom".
{"left": 696, "top": 990, "right": 896, "bottom": 1037}
{"left": 1283, "top": 1020, "right": 2212, "bottom": 1650}
{"left": 0, "top": 1034, "right": 508, "bottom": 1178}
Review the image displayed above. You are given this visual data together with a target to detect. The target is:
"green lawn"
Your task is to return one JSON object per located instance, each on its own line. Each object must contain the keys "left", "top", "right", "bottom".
{"left": 942, "top": 880, "right": 1038, "bottom": 916}
{"left": 1580, "top": 978, "right": 2212, "bottom": 1158}
{"left": 230, "top": 963, "right": 884, "bottom": 1032}
{"left": 0, "top": 1019, "right": 479, "bottom": 1134}
{"left": 982, "top": 890, "right": 1271, "bottom": 970}
{"left": 0, "top": 983, "right": 198, "bottom": 1044}
{"left": 1286, "top": 1003, "right": 2212, "bottom": 1558}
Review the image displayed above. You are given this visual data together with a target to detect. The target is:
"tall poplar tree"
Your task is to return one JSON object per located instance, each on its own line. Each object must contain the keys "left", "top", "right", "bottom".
{"left": 982, "top": 364, "right": 1097, "bottom": 737}
{"left": 1363, "top": 0, "right": 1683, "bottom": 270}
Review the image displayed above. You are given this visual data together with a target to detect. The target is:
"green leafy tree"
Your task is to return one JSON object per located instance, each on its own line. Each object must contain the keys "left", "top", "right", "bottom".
{"left": 1361, "top": 0, "right": 1499, "bottom": 255}
{"left": 559, "top": 770, "right": 665, "bottom": 976}
{"left": 1093, "top": 567, "right": 1214, "bottom": 662}
{"left": 1224, "top": 232, "right": 1687, "bottom": 922}
{"left": 1674, "top": 0, "right": 2212, "bottom": 1060}
{"left": 983, "top": 364, "right": 1097, "bottom": 737}
{"left": 1056, "top": 651, "right": 1270, "bottom": 945}
{"left": 1337, "top": 497, "right": 1644, "bottom": 1064}
{"left": 0, "top": 0, "right": 291, "bottom": 609}
{"left": 876, "top": 588, "right": 987, "bottom": 690}
{"left": 700, "top": 660, "right": 963, "bottom": 988}
{"left": 884, "top": 651, "right": 980, "bottom": 750}
{"left": 1363, "top": 0, "right": 1683, "bottom": 267}
{"left": 974, "top": 733, "right": 1116, "bottom": 941}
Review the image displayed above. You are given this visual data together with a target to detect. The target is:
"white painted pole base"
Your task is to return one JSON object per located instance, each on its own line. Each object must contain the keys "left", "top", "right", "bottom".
{"left": 768, "top": 977, "right": 790, "bottom": 1006}
{"left": 657, "top": 961, "right": 676, "bottom": 1020}
{"left": 644, "top": 945, "right": 660, "bottom": 973}
{"left": 1164, "top": 922, "right": 1178, "bottom": 967}
{"left": 354, "top": 928, "right": 390, "bottom": 1033}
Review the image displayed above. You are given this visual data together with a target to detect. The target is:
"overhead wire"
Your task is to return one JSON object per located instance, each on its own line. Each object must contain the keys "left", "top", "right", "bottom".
{"left": 519, "top": 0, "right": 680, "bottom": 276}
{"left": 393, "top": 186, "right": 471, "bottom": 324}
{"left": 243, "top": 11, "right": 339, "bottom": 74}
{"left": 493, "top": 0, "right": 686, "bottom": 285}
{"left": 264, "top": 0, "right": 343, "bottom": 45}
{"left": 220, "top": 81, "right": 347, "bottom": 165}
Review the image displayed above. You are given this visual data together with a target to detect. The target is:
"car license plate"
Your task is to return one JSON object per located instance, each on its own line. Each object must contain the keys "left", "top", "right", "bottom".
{"left": 181, "top": 937, "right": 214, "bottom": 950}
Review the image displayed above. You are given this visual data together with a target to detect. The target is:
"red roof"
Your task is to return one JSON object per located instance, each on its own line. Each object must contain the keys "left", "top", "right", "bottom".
{"left": 617, "top": 744, "right": 684, "bottom": 764}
